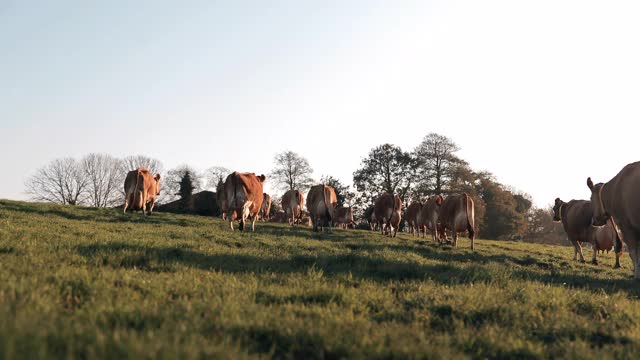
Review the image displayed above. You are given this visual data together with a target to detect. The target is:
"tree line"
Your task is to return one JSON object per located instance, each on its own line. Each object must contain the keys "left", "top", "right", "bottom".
{"left": 25, "top": 133, "right": 562, "bottom": 242}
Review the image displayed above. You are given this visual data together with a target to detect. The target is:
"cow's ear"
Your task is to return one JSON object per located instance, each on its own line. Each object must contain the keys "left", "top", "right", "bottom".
{"left": 155, "top": 174, "right": 161, "bottom": 181}
{"left": 587, "top": 177, "right": 594, "bottom": 191}
{"left": 258, "top": 174, "right": 266, "bottom": 182}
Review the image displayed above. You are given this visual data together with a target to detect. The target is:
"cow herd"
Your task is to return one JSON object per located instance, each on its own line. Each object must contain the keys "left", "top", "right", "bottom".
{"left": 121, "top": 161, "right": 640, "bottom": 279}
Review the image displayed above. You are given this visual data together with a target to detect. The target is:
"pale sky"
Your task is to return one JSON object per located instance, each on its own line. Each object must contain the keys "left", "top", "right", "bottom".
{"left": 1, "top": 0, "right": 639, "bottom": 207}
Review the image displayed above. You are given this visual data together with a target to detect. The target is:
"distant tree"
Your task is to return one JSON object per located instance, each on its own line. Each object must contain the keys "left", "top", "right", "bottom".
{"left": 205, "top": 166, "right": 230, "bottom": 191}
{"left": 81, "top": 153, "right": 123, "bottom": 207}
{"left": 121, "top": 155, "right": 163, "bottom": 175}
{"left": 478, "top": 178, "right": 529, "bottom": 240}
{"left": 414, "top": 133, "right": 465, "bottom": 195}
{"left": 165, "top": 165, "right": 202, "bottom": 203}
{"left": 270, "top": 150, "right": 314, "bottom": 192}
{"left": 25, "top": 158, "right": 88, "bottom": 205}
{"left": 178, "top": 170, "right": 196, "bottom": 211}
{"left": 320, "top": 175, "right": 354, "bottom": 207}
{"left": 352, "top": 144, "right": 416, "bottom": 206}
{"left": 525, "top": 206, "right": 566, "bottom": 244}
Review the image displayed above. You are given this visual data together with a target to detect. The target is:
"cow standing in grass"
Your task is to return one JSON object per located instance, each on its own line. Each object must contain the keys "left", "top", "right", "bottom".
{"left": 282, "top": 189, "right": 305, "bottom": 226}
{"left": 552, "top": 198, "right": 622, "bottom": 267}
{"left": 259, "top": 193, "right": 272, "bottom": 221}
{"left": 307, "top": 184, "right": 338, "bottom": 232}
{"left": 374, "top": 193, "right": 402, "bottom": 237}
{"left": 587, "top": 161, "right": 640, "bottom": 278}
{"left": 123, "top": 168, "right": 161, "bottom": 216}
{"left": 334, "top": 206, "right": 355, "bottom": 229}
{"left": 405, "top": 201, "right": 422, "bottom": 236}
{"left": 216, "top": 181, "right": 229, "bottom": 220}
{"left": 223, "top": 172, "right": 266, "bottom": 231}
{"left": 417, "top": 195, "right": 444, "bottom": 242}
{"left": 439, "top": 193, "right": 475, "bottom": 250}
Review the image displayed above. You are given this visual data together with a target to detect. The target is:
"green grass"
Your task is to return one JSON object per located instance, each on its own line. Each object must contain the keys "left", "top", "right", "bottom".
{"left": 1, "top": 199, "right": 640, "bottom": 359}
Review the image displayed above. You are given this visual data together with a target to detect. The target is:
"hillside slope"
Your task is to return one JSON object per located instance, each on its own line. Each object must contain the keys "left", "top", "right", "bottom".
{"left": 1, "top": 200, "right": 639, "bottom": 359}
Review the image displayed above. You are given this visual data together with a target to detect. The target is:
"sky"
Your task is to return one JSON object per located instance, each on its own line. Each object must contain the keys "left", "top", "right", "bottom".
{"left": 1, "top": 0, "right": 639, "bottom": 207}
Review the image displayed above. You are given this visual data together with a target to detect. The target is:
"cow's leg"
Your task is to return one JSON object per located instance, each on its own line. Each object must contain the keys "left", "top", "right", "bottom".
{"left": 575, "top": 241, "right": 586, "bottom": 262}
{"left": 148, "top": 200, "right": 156, "bottom": 215}
{"left": 123, "top": 193, "right": 130, "bottom": 214}
{"left": 591, "top": 246, "right": 598, "bottom": 265}
{"left": 468, "top": 223, "right": 475, "bottom": 251}
{"left": 452, "top": 231, "right": 458, "bottom": 248}
{"left": 251, "top": 215, "right": 257, "bottom": 232}
{"left": 141, "top": 194, "right": 147, "bottom": 216}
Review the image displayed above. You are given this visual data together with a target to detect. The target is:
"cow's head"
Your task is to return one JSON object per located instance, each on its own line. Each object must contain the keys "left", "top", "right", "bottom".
{"left": 552, "top": 197, "right": 564, "bottom": 222}
{"left": 258, "top": 174, "right": 266, "bottom": 183}
{"left": 154, "top": 174, "right": 161, "bottom": 195}
{"left": 435, "top": 195, "right": 444, "bottom": 206}
{"left": 587, "top": 177, "right": 608, "bottom": 226}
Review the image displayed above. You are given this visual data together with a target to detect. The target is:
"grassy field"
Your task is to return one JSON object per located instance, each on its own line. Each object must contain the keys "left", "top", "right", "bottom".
{"left": 1, "top": 199, "right": 640, "bottom": 359}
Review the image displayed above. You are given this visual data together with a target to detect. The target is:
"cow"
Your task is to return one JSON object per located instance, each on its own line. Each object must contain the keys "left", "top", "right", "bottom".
{"left": 223, "top": 172, "right": 266, "bottom": 231}
{"left": 552, "top": 198, "right": 622, "bottom": 267}
{"left": 216, "top": 181, "right": 229, "bottom": 220}
{"left": 587, "top": 161, "right": 640, "bottom": 278}
{"left": 363, "top": 205, "right": 377, "bottom": 231}
{"left": 439, "top": 193, "right": 475, "bottom": 249}
{"left": 259, "top": 193, "right": 272, "bottom": 221}
{"left": 334, "top": 206, "right": 354, "bottom": 229}
{"left": 417, "top": 195, "right": 444, "bottom": 242}
{"left": 282, "top": 189, "right": 305, "bottom": 226}
{"left": 306, "top": 184, "right": 338, "bottom": 232}
{"left": 374, "top": 193, "right": 402, "bottom": 237}
{"left": 405, "top": 201, "right": 422, "bottom": 236}
{"left": 123, "top": 168, "right": 161, "bottom": 216}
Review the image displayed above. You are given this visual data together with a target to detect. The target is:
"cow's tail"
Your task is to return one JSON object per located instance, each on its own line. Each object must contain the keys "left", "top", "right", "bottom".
{"left": 465, "top": 193, "right": 475, "bottom": 238}
{"left": 133, "top": 169, "right": 143, "bottom": 209}
{"left": 296, "top": 191, "right": 303, "bottom": 221}
{"left": 323, "top": 185, "right": 332, "bottom": 223}
{"left": 611, "top": 217, "right": 624, "bottom": 257}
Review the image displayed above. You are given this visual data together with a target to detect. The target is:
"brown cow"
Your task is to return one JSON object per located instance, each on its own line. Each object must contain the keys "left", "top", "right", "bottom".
{"left": 417, "top": 195, "right": 444, "bottom": 242}
{"left": 405, "top": 201, "right": 422, "bottom": 236}
{"left": 123, "top": 168, "right": 161, "bottom": 216}
{"left": 439, "top": 193, "right": 475, "bottom": 249}
{"left": 552, "top": 198, "right": 622, "bottom": 267}
{"left": 306, "top": 184, "right": 338, "bottom": 232}
{"left": 374, "top": 193, "right": 402, "bottom": 237}
{"left": 216, "top": 181, "right": 229, "bottom": 220}
{"left": 259, "top": 193, "right": 272, "bottom": 221}
{"left": 223, "top": 172, "right": 266, "bottom": 231}
{"left": 334, "top": 206, "right": 354, "bottom": 229}
{"left": 282, "top": 189, "right": 305, "bottom": 226}
{"left": 587, "top": 161, "right": 640, "bottom": 278}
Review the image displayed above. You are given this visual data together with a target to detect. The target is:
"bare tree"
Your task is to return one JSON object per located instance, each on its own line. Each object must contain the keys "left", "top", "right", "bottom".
{"left": 25, "top": 158, "right": 89, "bottom": 205}
{"left": 121, "top": 155, "right": 163, "bottom": 175}
{"left": 205, "top": 166, "right": 230, "bottom": 190}
{"left": 164, "top": 165, "right": 202, "bottom": 203}
{"left": 270, "top": 150, "right": 314, "bottom": 192}
{"left": 81, "top": 153, "right": 123, "bottom": 207}
{"left": 414, "top": 133, "right": 465, "bottom": 195}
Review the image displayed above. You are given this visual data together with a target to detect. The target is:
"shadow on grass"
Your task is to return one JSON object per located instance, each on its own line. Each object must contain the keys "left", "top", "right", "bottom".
{"left": 0, "top": 200, "right": 195, "bottom": 227}
{"left": 75, "top": 242, "right": 640, "bottom": 296}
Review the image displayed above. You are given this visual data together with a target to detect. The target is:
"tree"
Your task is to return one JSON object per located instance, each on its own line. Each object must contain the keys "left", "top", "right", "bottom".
{"left": 205, "top": 166, "right": 230, "bottom": 191}
{"left": 269, "top": 150, "right": 314, "bottom": 192}
{"left": 25, "top": 158, "right": 88, "bottom": 205}
{"left": 178, "top": 170, "right": 196, "bottom": 211}
{"left": 121, "top": 155, "right": 163, "bottom": 175}
{"left": 81, "top": 153, "right": 123, "bottom": 207}
{"left": 320, "top": 175, "right": 354, "bottom": 207}
{"left": 165, "top": 165, "right": 202, "bottom": 203}
{"left": 352, "top": 144, "right": 416, "bottom": 205}
{"left": 414, "top": 133, "right": 465, "bottom": 195}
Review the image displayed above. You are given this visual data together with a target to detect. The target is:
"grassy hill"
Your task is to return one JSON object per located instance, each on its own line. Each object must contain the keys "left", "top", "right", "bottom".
{"left": 1, "top": 199, "right": 639, "bottom": 359}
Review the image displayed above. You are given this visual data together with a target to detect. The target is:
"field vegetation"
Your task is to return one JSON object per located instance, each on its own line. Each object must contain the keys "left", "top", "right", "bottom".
{"left": 1, "top": 200, "right": 639, "bottom": 359}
